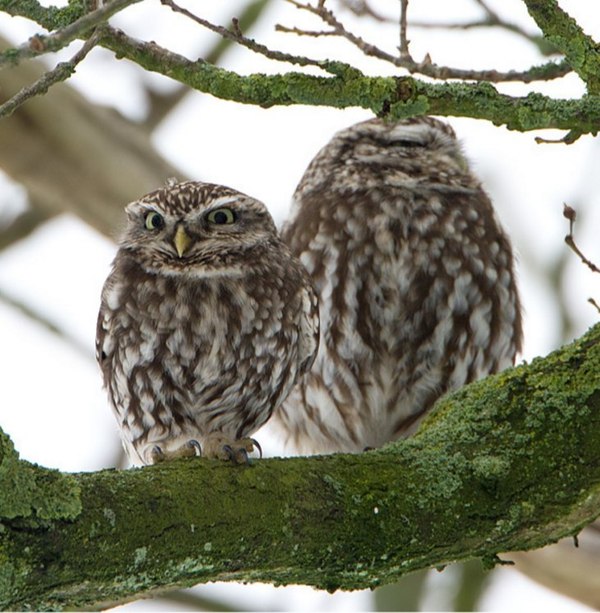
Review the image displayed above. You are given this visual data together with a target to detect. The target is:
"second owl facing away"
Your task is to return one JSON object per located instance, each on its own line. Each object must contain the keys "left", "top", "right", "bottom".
{"left": 96, "top": 181, "right": 319, "bottom": 465}
{"left": 272, "top": 116, "right": 523, "bottom": 454}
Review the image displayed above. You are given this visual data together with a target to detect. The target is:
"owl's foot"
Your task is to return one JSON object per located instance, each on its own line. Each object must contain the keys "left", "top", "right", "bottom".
{"left": 148, "top": 439, "right": 202, "bottom": 464}
{"left": 203, "top": 436, "right": 262, "bottom": 464}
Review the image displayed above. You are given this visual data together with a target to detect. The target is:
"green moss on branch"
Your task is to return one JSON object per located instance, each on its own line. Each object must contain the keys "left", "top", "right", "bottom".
{"left": 1, "top": 323, "right": 600, "bottom": 610}
{"left": 522, "top": 0, "right": 600, "bottom": 94}
{"left": 98, "top": 28, "right": 600, "bottom": 136}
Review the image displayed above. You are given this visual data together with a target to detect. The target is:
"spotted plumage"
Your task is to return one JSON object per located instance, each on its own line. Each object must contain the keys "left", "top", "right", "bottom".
{"left": 96, "top": 180, "right": 319, "bottom": 465}
{"left": 273, "top": 116, "right": 523, "bottom": 454}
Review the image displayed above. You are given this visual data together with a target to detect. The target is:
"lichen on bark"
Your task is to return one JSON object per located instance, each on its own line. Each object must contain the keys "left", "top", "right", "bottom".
{"left": 1, "top": 323, "right": 599, "bottom": 611}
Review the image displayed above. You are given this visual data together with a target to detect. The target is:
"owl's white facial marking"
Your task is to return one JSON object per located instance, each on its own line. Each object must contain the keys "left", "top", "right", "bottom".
{"left": 119, "top": 181, "right": 279, "bottom": 277}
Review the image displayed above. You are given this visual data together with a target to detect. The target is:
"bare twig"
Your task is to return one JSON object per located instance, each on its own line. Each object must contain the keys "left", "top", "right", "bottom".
{"left": 0, "top": 0, "right": 141, "bottom": 68}
{"left": 339, "top": 0, "right": 390, "bottom": 22}
{"left": 0, "top": 30, "right": 102, "bottom": 119}
{"left": 589, "top": 298, "right": 600, "bottom": 315}
{"left": 283, "top": 0, "right": 570, "bottom": 83}
{"left": 399, "top": 0, "right": 410, "bottom": 59}
{"left": 159, "top": 0, "right": 325, "bottom": 69}
{"left": 342, "top": 0, "right": 558, "bottom": 56}
{"left": 563, "top": 205, "right": 600, "bottom": 282}
{"left": 143, "top": 0, "right": 273, "bottom": 130}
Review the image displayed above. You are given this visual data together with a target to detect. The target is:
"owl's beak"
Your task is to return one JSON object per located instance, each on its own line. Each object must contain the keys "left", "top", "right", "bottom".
{"left": 174, "top": 224, "right": 192, "bottom": 258}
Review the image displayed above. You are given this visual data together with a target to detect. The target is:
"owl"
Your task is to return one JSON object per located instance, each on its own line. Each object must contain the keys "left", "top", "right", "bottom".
{"left": 273, "top": 116, "right": 523, "bottom": 454}
{"left": 96, "top": 180, "right": 319, "bottom": 465}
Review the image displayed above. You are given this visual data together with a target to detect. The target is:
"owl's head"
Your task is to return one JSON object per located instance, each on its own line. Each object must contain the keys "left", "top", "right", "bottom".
{"left": 120, "top": 180, "right": 278, "bottom": 275}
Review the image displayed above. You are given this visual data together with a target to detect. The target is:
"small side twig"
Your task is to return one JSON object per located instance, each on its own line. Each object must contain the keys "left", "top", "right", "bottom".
{"left": 282, "top": 0, "right": 571, "bottom": 83}
{"left": 563, "top": 203, "right": 600, "bottom": 315}
{"left": 0, "top": 30, "right": 102, "bottom": 120}
{"left": 0, "top": 0, "right": 141, "bottom": 68}
{"left": 159, "top": 0, "right": 325, "bottom": 69}
{"left": 563, "top": 204, "right": 599, "bottom": 274}
{"left": 399, "top": 0, "right": 410, "bottom": 60}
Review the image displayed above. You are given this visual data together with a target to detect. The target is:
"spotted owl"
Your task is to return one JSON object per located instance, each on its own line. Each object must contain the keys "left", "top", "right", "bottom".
{"left": 273, "top": 116, "right": 523, "bottom": 454}
{"left": 96, "top": 180, "right": 319, "bottom": 465}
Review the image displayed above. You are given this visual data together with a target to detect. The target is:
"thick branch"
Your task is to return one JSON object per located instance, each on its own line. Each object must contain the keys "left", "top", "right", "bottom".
{"left": 1, "top": 322, "right": 600, "bottom": 610}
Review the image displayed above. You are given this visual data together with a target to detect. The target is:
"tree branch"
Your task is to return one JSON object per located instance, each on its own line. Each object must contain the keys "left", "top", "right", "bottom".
{"left": 95, "top": 27, "right": 600, "bottom": 136}
{"left": 2, "top": 322, "right": 600, "bottom": 610}
{"left": 0, "top": 30, "right": 101, "bottom": 119}
{"left": 521, "top": 0, "right": 600, "bottom": 94}
{"left": 0, "top": 0, "right": 141, "bottom": 68}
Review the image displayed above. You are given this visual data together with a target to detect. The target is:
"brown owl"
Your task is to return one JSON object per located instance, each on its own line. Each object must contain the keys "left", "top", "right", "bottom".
{"left": 273, "top": 116, "right": 523, "bottom": 454}
{"left": 96, "top": 180, "right": 319, "bottom": 465}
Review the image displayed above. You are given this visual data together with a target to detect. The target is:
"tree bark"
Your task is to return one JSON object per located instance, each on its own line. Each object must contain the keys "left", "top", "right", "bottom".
{"left": 1, "top": 322, "right": 599, "bottom": 611}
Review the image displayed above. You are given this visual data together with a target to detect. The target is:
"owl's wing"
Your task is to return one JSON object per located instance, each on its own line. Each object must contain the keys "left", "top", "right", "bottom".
{"left": 95, "top": 276, "right": 117, "bottom": 384}
{"left": 297, "top": 282, "right": 320, "bottom": 375}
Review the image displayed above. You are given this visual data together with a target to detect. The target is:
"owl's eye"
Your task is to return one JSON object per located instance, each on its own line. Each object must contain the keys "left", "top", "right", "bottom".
{"left": 144, "top": 211, "right": 165, "bottom": 231}
{"left": 206, "top": 207, "right": 236, "bottom": 225}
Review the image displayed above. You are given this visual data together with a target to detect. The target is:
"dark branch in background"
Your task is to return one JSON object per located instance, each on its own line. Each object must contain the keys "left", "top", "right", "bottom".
{"left": 0, "top": 286, "right": 93, "bottom": 360}
{"left": 143, "top": 0, "right": 272, "bottom": 130}
{"left": 0, "top": 208, "right": 55, "bottom": 251}
{"left": 0, "top": 29, "right": 101, "bottom": 119}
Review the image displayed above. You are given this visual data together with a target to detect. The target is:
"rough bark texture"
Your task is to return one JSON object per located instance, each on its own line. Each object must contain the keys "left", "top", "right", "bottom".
{"left": 1, "top": 322, "right": 599, "bottom": 611}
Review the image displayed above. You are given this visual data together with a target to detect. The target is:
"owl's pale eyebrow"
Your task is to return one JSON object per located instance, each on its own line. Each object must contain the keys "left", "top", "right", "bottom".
{"left": 207, "top": 196, "right": 239, "bottom": 209}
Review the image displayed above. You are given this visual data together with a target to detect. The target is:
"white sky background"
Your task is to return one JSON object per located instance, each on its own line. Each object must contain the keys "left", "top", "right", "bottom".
{"left": 0, "top": 0, "right": 599, "bottom": 610}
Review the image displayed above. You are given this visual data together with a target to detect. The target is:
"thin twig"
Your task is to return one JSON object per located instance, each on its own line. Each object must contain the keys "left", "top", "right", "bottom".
{"left": 342, "top": 0, "right": 556, "bottom": 56}
{"left": 0, "top": 0, "right": 141, "bottom": 68}
{"left": 284, "top": 0, "right": 571, "bottom": 83}
{"left": 588, "top": 298, "right": 600, "bottom": 314}
{"left": 399, "top": 0, "right": 410, "bottom": 59}
{"left": 0, "top": 30, "right": 102, "bottom": 119}
{"left": 159, "top": 0, "right": 325, "bottom": 69}
{"left": 563, "top": 203, "right": 600, "bottom": 273}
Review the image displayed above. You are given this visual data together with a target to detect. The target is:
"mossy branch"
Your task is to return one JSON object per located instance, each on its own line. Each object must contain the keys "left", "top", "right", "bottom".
{"left": 521, "top": 0, "right": 600, "bottom": 94}
{"left": 2, "top": 1, "right": 600, "bottom": 136}
{"left": 1, "top": 323, "right": 600, "bottom": 611}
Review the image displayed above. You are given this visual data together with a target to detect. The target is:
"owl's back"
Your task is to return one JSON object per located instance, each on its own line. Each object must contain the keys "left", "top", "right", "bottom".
{"left": 274, "top": 117, "right": 523, "bottom": 454}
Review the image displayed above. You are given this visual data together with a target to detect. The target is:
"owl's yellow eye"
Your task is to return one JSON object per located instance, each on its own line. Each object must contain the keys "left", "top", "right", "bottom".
{"left": 206, "top": 207, "right": 236, "bottom": 225}
{"left": 144, "top": 211, "right": 165, "bottom": 231}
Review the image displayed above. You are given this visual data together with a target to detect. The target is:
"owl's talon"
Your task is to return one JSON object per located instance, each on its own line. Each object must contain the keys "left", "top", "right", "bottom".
{"left": 222, "top": 445, "right": 235, "bottom": 462}
{"left": 150, "top": 445, "right": 165, "bottom": 463}
{"left": 187, "top": 439, "right": 202, "bottom": 457}
{"left": 235, "top": 447, "right": 250, "bottom": 465}
{"left": 250, "top": 438, "right": 263, "bottom": 459}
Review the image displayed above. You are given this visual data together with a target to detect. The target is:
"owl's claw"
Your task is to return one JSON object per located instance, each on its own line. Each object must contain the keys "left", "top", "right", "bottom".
{"left": 250, "top": 438, "right": 262, "bottom": 459}
{"left": 203, "top": 436, "right": 262, "bottom": 463}
{"left": 187, "top": 439, "right": 202, "bottom": 457}
{"left": 150, "top": 445, "right": 166, "bottom": 463}
{"left": 146, "top": 439, "right": 201, "bottom": 464}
